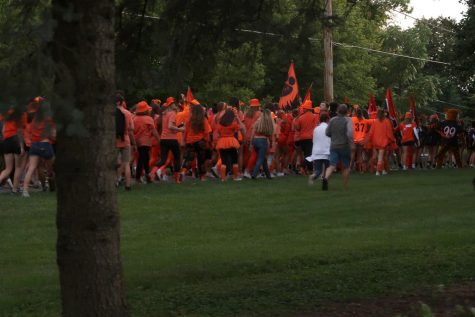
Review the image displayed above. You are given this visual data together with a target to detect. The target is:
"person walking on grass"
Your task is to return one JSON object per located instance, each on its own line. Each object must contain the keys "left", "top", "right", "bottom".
{"left": 307, "top": 112, "right": 330, "bottom": 185}
{"left": 322, "top": 104, "right": 354, "bottom": 191}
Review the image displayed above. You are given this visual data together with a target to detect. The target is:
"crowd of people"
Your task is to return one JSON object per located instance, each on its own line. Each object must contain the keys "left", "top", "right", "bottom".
{"left": 1, "top": 93, "right": 474, "bottom": 196}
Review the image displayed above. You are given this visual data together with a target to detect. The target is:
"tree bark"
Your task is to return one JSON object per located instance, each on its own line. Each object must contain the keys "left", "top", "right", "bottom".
{"left": 51, "top": 0, "right": 129, "bottom": 316}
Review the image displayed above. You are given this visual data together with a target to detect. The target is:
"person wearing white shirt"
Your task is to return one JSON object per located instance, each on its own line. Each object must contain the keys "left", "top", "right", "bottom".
{"left": 306, "top": 112, "right": 330, "bottom": 185}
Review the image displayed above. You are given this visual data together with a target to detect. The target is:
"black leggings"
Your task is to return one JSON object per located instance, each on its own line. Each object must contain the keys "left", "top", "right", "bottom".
{"left": 136, "top": 146, "right": 151, "bottom": 180}
{"left": 219, "top": 148, "right": 238, "bottom": 174}
{"left": 300, "top": 139, "right": 313, "bottom": 170}
{"left": 183, "top": 141, "right": 207, "bottom": 177}
{"left": 157, "top": 139, "right": 181, "bottom": 172}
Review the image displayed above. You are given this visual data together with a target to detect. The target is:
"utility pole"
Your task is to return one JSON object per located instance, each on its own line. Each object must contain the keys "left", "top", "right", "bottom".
{"left": 323, "top": 0, "right": 334, "bottom": 102}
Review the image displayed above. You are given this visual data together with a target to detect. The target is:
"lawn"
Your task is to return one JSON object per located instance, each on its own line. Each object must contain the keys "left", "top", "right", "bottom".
{"left": 1, "top": 169, "right": 474, "bottom": 317}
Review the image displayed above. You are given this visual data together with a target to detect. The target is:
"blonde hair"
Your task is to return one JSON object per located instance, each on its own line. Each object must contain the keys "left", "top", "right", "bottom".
{"left": 254, "top": 109, "right": 274, "bottom": 137}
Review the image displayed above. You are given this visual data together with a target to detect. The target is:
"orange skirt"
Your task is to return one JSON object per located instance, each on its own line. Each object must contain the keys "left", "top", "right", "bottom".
{"left": 216, "top": 137, "right": 240, "bottom": 150}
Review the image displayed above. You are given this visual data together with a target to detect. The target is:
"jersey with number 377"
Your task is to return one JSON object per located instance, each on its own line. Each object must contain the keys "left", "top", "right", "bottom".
{"left": 439, "top": 120, "right": 462, "bottom": 146}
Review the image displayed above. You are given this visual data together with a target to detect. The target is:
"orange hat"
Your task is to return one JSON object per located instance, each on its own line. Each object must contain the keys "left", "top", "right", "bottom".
{"left": 313, "top": 106, "right": 321, "bottom": 114}
{"left": 191, "top": 99, "right": 200, "bottom": 106}
{"left": 137, "top": 101, "right": 151, "bottom": 113}
{"left": 404, "top": 112, "right": 412, "bottom": 119}
{"left": 446, "top": 109, "right": 458, "bottom": 121}
{"left": 151, "top": 99, "right": 161, "bottom": 105}
{"left": 250, "top": 98, "right": 260, "bottom": 107}
{"left": 302, "top": 100, "right": 313, "bottom": 110}
{"left": 163, "top": 96, "right": 175, "bottom": 107}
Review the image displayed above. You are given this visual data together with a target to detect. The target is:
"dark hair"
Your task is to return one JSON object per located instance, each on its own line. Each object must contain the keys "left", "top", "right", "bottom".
{"left": 377, "top": 109, "right": 385, "bottom": 121}
{"left": 220, "top": 109, "right": 236, "bottom": 127}
{"left": 190, "top": 106, "right": 205, "bottom": 134}
{"left": 337, "top": 104, "right": 348, "bottom": 115}
{"left": 320, "top": 112, "right": 329, "bottom": 123}
{"left": 229, "top": 97, "right": 239, "bottom": 109}
{"left": 356, "top": 108, "right": 363, "bottom": 119}
{"left": 329, "top": 102, "right": 339, "bottom": 116}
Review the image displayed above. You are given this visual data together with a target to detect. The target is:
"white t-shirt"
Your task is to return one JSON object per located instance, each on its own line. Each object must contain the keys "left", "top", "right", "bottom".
{"left": 306, "top": 122, "right": 331, "bottom": 162}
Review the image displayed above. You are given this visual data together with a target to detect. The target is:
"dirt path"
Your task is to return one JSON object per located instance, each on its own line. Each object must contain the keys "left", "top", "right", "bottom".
{"left": 298, "top": 282, "right": 475, "bottom": 317}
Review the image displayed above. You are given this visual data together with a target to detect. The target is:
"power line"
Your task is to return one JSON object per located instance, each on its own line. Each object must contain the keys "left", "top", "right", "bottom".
{"left": 433, "top": 99, "right": 472, "bottom": 110}
{"left": 390, "top": 8, "right": 457, "bottom": 34}
{"left": 332, "top": 41, "right": 451, "bottom": 65}
{"left": 123, "top": 11, "right": 452, "bottom": 66}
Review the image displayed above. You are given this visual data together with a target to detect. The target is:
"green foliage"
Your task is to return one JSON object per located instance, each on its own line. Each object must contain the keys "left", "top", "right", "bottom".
{"left": 1, "top": 169, "right": 475, "bottom": 316}
{"left": 199, "top": 42, "right": 265, "bottom": 103}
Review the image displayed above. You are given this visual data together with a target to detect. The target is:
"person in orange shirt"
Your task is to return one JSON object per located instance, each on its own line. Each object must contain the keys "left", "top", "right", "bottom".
{"left": 242, "top": 99, "right": 262, "bottom": 178}
{"left": 115, "top": 95, "right": 136, "bottom": 190}
{"left": 216, "top": 108, "right": 245, "bottom": 181}
{"left": 183, "top": 103, "right": 211, "bottom": 180}
{"left": 22, "top": 102, "right": 56, "bottom": 197}
{"left": 295, "top": 100, "right": 318, "bottom": 173}
{"left": 351, "top": 107, "right": 371, "bottom": 172}
{"left": 366, "top": 109, "right": 396, "bottom": 175}
{"left": 155, "top": 97, "right": 184, "bottom": 183}
{"left": 398, "top": 112, "right": 419, "bottom": 170}
{"left": 133, "top": 101, "right": 159, "bottom": 183}
{"left": 0, "top": 107, "right": 24, "bottom": 194}
{"left": 275, "top": 110, "right": 290, "bottom": 176}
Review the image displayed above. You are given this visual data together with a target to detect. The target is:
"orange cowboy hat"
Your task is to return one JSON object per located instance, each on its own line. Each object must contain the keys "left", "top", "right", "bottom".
{"left": 137, "top": 101, "right": 152, "bottom": 113}
{"left": 302, "top": 100, "right": 313, "bottom": 110}
{"left": 163, "top": 96, "right": 175, "bottom": 107}
{"left": 249, "top": 98, "right": 261, "bottom": 107}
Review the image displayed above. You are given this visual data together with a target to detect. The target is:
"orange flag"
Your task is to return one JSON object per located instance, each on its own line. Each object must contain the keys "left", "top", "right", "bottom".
{"left": 186, "top": 86, "right": 194, "bottom": 103}
{"left": 368, "top": 94, "right": 377, "bottom": 113}
{"left": 279, "top": 61, "right": 299, "bottom": 109}
{"left": 303, "top": 82, "right": 313, "bottom": 103}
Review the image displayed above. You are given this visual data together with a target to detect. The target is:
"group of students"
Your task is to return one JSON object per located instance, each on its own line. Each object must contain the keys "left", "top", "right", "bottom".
{"left": 1, "top": 93, "right": 474, "bottom": 196}
{"left": 0, "top": 97, "right": 55, "bottom": 197}
{"left": 112, "top": 92, "right": 475, "bottom": 191}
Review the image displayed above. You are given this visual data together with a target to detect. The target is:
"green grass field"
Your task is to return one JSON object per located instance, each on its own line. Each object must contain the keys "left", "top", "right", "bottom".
{"left": 1, "top": 169, "right": 474, "bottom": 317}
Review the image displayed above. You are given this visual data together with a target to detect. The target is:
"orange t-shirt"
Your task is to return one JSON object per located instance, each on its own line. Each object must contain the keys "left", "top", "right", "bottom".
{"left": 243, "top": 111, "right": 261, "bottom": 141}
{"left": 399, "top": 122, "right": 417, "bottom": 143}
{"left": 160, "top": 111, "right": 178, "bottom": 140}
{"left": 30, "top": 118, "right": 55, "bottom": 143}
{"left": 185, "top": 119, "right": 211, "bottom": 144}
{"left": 2, "top": 119, "right": 18, "bottom": 140}
{"left": 116, "top": 108, "right": 133, "bottom": 148}
{"left": 368, "top": 118, "right": 395, "bottom": 149}
{"left": 292, "top": 117, "right": 300, "bottom": 142}
{"left": 217, "top": 122, "right": 239, "bottom": 138}
{"left": 134, "top": 115, "right": 156, "bottom": 147}
{"left": 296, "top": 111, "right": 318, "bottom": 140}
{"left": 352, "top": 117, "right": 370, "bottom": 143}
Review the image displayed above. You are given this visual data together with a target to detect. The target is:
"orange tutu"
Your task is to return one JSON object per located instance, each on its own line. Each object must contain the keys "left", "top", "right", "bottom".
{"left": 216, "top": 137, "right": 240, "bottom": 150}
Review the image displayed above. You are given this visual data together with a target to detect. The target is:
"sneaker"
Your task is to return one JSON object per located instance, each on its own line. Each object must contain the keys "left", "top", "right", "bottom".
{"left": 6, "top": 178, "right": 13, "bottom": 189}
{"left": 156, "top": 168, "right": 163, "bottom": 180}
{"left": 205, "top": 171, "right": 216, "bottom": 178}
{"left": 211, "top": 166, "right": 219, "bottom": 178}
{"left": 382, "top": 170, "right": 388, "bottom": 175}
{"left": 276, "top": 172, "right": 285, "bottom": 177}
{"left": 22, "top": 191, "right": 30, "bottom": 198}
{"left": 375, "top": 171, "right": 380, "bottom": 176}
{"left": 243, "top": 170, "right": 251, "bottom": 179}
{"left": 233, "top": 177, "right": 243, "bottom": 181}
{"left": 322, "top": 178, "right": 328, "bottom": 191}
{"left": 308, "top": 174, "right": 315, "bottom": 186}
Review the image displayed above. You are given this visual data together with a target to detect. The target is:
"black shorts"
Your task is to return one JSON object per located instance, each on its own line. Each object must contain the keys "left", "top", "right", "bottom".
{"left": 0, "top": 141, "right": 3, "bottom": 155}
{"left": 402, "top": 141, "right": 415, "bottom": 146}
{"left": 29, "top": 142, "right": 54, "bottom": 159}
{"left": 3, "top": 136, "right": 21, "bottom": 154}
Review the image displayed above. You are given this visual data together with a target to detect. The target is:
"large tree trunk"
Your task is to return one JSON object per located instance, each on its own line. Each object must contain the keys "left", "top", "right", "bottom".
{"left": 51, "top": 0, "right": 129, "bottom": 316}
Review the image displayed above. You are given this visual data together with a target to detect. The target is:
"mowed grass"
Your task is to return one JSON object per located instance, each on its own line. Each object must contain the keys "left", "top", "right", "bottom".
{"left": 1, "top": 169, "right": 474, "bottom": 317}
